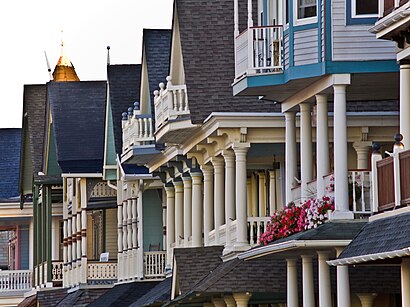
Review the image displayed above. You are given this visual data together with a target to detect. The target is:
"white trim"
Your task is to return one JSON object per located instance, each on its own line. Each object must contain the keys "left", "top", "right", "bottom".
{"left": 61, "top": 173, "right": 102, "bottom": 178}
{"left": 239, "top": 239, "right": 352, "bottom": 260}
{"left": 293, "top": 0, "right": 318, "bottom": 26}
{"left": 327, "top": 247, "right": 410, "bottom": 266}
{"left": 203, "top": 112, "right": 284, "bottom": 123}
{"left": 351, "top": 0, "right": 378, "bottom": 19}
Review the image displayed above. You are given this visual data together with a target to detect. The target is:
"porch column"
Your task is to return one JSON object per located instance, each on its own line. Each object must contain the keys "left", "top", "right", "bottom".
{"left": 122, "top": 199, "right": 128, "bottom": 277}
{"left": 79, "top": 179, "right": 87, "bottom": 284}
{"left": 353, "top": 141, "right": 372, "bottom": 170}
{"left": 71, "top": 213, "right": 77, "bottom": 281}
{"left": 285, "top": 111, "right": 297, "bottom": 204}
{"left": 76, "top": 211, "right": 81, "bottom": 282}
{"left": 51, "top": 217, "right": 60, "bottom": 261}
{"left": 336, "top": 248, "right": 351, "bottom": 307}
{"left": 182, "top": 174, "right": 192, "bottom": 247}
{"left": 317, "top": 251, "right": 332, "bottom": 307}
{"left": 301, "top": 255, "right": 315, "bottom": 307}
{"left": 213, "top": 298, "right": 226, "bottom": 307}
{"left": 300, "top": 103, "right": 313, "bottom": 200}
{"left": 191, "top": 171, "right": 203, "bottom": 247}
{"left": 401, "top": 258, "right": 410, "bottom": 307}
{"left": 258, "top": 172, "right": 267, "bottom": 216}
{"left": 233, "top": 292, "right": 252, "bottom": 307}
{"left": 316, "top": 94, "right": 330, "bottom": 198}
{"left": 67, "top": 216, "right": 72, "bottom": 285}
{"left": 201, "top": 165, "right": 214, "bottom": 246}
{"left": 132, "top": 195, "right": 138, "bottom": 278}
{"left": 174, "top": 179, "right": 184, "bottom": 246}
{"left": 357, "top": 293, "right": 377, "bottom": 307}
{"left": 127, "top": 198, "right": 133, "bottom": 270}
{"left": 233, "top": 144, "right": 250, "bottom": 250}
{"left": 224, "top": 295, "right": 236, "bottom": 307}
{"left": 269, "top": 170, "right": 277, "bottom": 215}
{"left": 211, "top": 157, "right": 225, "bottom": 244}
{"left": 224, "top": 150, "right": 236, "bottom": 250}
{"left": 165, "top": 184, "right": 175, "bottom": 266}
{"left": 247, "top": 178, "right": 252, "bottom": 217}
{"left": 287, "top": 258, "right": 299, "bottom": 307}
{"left": 251, "top": 174, "right": 258, "bottom": 216}
{"left": 400, "top": 63, "right": 410, "bottom": 149}
{"left": 117, "top": 202, "right": 123, "bottom": 280}
{"left": 333, "top": 84, "right": 353, "bottom": 219}
{"left": 136, "top": 181, "right": 144, "bottom": 278}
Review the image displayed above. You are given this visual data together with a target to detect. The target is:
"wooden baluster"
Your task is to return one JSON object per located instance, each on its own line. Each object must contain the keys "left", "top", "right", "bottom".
{"left": 148, "top": 118, "right": 153, "bottom": 138}
{"left": 184, "top": 88, "right": 189, "bottom": 111}
{"left": 144, "top": 118, "right": 148, "bottom": 138}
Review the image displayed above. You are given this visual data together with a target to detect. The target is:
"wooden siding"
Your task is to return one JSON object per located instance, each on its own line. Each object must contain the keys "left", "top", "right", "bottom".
{"left": 400, "top": 150, "right": 410, "bottom": 205}
{"left": 332, "top": 0, "right": 396, "bottom": 61}
{"left": 321, "top": 0, "right": 325, "bottom": 61}
{"left": 377, "top": 156, "right": 395, "bottom": 211}
{"left": 105, "top": 208, "right": 118, "bottom": 259}
{"left": 284, "top": 33, "right": 290, "bottom": 69}
{"left": 19, "top": 226, "right": 29, "bottom": 270}
{"left": 294, "top": 29, "right": 318, "bottom": 66}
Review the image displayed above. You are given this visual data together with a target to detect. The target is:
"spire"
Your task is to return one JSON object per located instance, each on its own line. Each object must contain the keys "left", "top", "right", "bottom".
{"left": 52, "top": 32, "right": 80, "bottom": 82}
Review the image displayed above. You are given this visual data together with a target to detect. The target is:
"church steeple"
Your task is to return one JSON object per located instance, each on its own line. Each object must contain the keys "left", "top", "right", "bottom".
{"left": 52, "top": 34, "right": 80, "bottom": 82}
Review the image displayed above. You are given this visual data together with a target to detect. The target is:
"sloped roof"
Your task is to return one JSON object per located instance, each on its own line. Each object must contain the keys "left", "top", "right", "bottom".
{"left": 55, "top": 288, "right": 108, "bottom": 307}
{"left": 107, "top": 64, "right": 141, "bottom": 154}
{"left": 143, "top": 29, "right": 172, "bottom": 113}
{"left": 131, "top": 278, "right": 171, "bottom": 307}
{"left": 47, "top": 81, "right": 106, "bottom": 173}
{"left": 173, "top": 246, "right": 224, "bottom": 295}
{"left": 0, "top": 128, "right": 21, "bottom": 200}
{"left": 174, "top": 0, "right": 280, "bottom": 125}
{"left": 20, "top": 84, "right": 47, "bottom": 182}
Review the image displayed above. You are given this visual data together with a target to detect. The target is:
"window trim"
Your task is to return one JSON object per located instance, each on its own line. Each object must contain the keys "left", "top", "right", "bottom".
{"left": 293, "top": 0, "right": 318, "bottom": 26}
{"left": 351, "top": 0, "right": 378, "bottom": 19}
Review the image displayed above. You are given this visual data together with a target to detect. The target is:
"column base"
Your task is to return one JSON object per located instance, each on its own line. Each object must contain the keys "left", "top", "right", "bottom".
{"left": 232, "top": 243, "right": 251, "bottom": 252}
{"left": 330, "top": 210, "right": 354, "bottom": 220}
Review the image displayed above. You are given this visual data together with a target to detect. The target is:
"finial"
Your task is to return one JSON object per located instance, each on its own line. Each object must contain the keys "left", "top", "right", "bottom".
{"left": 107, "top": 46, "right": 110, "bottom": 66}
{"left": 60, "top": 30, "right": 65, "bottom": 56}
{"left": 134, "top": 101, "right": 140, "bottom": 110}
{"left": 128, "top": 107, "right": 133, "bottom": 116}
{"left": 372, "top": 143, "right": 381, "bottom": 154}
{"left": 122, "top": 112, "right": 128, "bottom": 121}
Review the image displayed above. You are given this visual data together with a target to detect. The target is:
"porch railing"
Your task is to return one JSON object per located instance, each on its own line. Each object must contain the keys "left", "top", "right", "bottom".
{"left": 0, "top": 270, "right": 32, "bottom": 291}
{"left": 87, "top": 261, "right": 117, "bottom": 281}
{"left": 144, "top": 251, "right": 166, "bottom": 279}
{"left": 248, "top": 217, "right": 271, "bottom": 246}
{"left": 235, "top": 25, "right": 283, "bottom": 79}
{"left": 90, "top": 182, "right": 117, "bottom": 198}
{"left": 52, "top": 261, "right": 63, "bottom": 282}
{"left": 380, "top": 0, "right": 408, "bottom": 17}
{"left": 154, "top": 76, "right": 190, "bottom": 130}
{"left": 122, "top": 114, "right": 155, "bottom": 153}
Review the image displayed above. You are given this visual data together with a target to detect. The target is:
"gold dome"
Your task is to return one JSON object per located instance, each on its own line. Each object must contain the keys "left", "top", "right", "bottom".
{"left": 52, "top": 42, "right": 80, "bottom": 82}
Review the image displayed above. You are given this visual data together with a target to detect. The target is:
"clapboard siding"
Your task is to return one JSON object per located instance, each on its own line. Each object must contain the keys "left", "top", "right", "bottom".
{"left": 105, "top": 208, "right": 118, "bottom": 259}
{"left": 284, "top": 33, "right": 290, "bottom": 69}
{"left": 321, "top": 0, "right": 325, "bottom": 61}
{"left": 294, "top": 28, "right": 318, "bottom": 66}
{"left": 332, "top": 0, "right": 396, "bottom": 61}
{"left": 20, "top": 226, "right": 29, "bottom": 270}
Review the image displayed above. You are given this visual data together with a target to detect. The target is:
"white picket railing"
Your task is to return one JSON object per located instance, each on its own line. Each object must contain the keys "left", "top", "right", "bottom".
{"left": 144, "top": 251, "right": 166, "bottom": 279}
{"left": 52, "top": 261, "right": 63, "bottom": 282}
{"left": 122, "top": 114, "right": 155, "bottom": 153}
{"left": 0, "top": 270, "right": 32, "bottom": 291}
{"left": 349, "top": 171, "right": 372, "bottom": 215}
{"left": 87, "top": 261, "right": 117, "bottom": 280}
{"left": 154, "top": 76, "right": 190, "bottom": 130}
{"left": 235, "top": 25, "right": 283, "bottom": 79}
{"left": 90, "top": 182, "right": 117, "bottom": 198}
{"left": 248, "top": 217, "right": 271, "bottom": 246}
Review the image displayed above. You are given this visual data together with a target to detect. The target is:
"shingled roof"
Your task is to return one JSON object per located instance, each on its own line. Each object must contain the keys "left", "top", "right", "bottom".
{"left": 47, "top": 81, "right": 106, "bottom": 173}
{"left": 174, "top": 0, "right": 280, "bottom": 125}
{"left": 143, "top": 29, "right": 172, "bottom": 113}
{"left": 131, "top": 278, "right": 171, "bottom": 307}
{"left": 0, "top": 129, "right": 21, "bottom": 200}
{"left": 107, "top": 64, "right": 141, "bottom": 154}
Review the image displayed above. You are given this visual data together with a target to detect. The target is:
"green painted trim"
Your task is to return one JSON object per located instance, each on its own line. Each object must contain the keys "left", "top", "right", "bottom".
{"left": 47, "top": 186, "right": 52, "bottom": 282}
{"left": 103, "top": 209, "right": 107, "bottom": 253}
{"left": 33, "top": 185, "right": 38, "bottom": 268}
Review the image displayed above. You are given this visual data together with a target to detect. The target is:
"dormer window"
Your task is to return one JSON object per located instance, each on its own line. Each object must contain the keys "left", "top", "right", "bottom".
{"left": 352, "top": 0, "right": 378, "bottom": 18}
{"left": 294, "top": 0, "right": 317, "bottom": 25}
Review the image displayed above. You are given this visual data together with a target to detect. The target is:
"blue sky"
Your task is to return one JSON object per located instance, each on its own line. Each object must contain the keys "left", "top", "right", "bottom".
{"left": 0, "top": 0, "right": 172, "bottom": 128}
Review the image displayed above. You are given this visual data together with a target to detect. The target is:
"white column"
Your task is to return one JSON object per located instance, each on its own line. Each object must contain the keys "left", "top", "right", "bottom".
{"left": 301, "top": 255, "right": 315, "bottom": 307}
{"left": 165, "top": 184, "right": 175, "bottom": 266}
{"left": 76, "top": 211, "right": 81, "bottom": 281}
{"left": 233, "top": 292, "right": 252, "bottom": 307}
{"left": 127, "top": 198, "right": 133, "bottom": 261}
{"left": 402, "top": 258, "right": 410, "bottom": 307}
{"left": 174, "top": 180, "right": 184, "bottom": 246}
{"left": 122, "top": 200, "right": 128, "bottom": 271}
{"left": 136, "top": 183, "right": 144, "bottom": 278}
{"left": 333, "top": 84, "right": 353, "bottom": 219}
{"left": 400, "top": 63, "right": 410, "bottom": 149}
{"left": 233, "top": 144, "right": 250, "bottom": 250}
{"left": 251, "top": 174, "right": 258, "bottom": 217}
{"left": 224, "top": 295, "right": 236, "bottom": 307}
{"left": 191, "top": 172, "right": 203, "bottom": 247}
{"left": 357, "top": 293, "right": 377, "bottom": 307}
{"left": 300, "top": 103, "right": 313, "bottom": 200}
{"left": 213, "top": 298, "right": 226, "bottom": 307}
{"left": 51, "top": 217, "right": 60, "bottom": 261}
{"left": 202, "top": 165, "right": 214, "bottom": 246}
{"left": 224, "top": 150, "right": 236, "bottom": 250}
{"left": 316, "top": 94, "right": 330, "bottom": 198}
{"left": 211, "top": 157, "right": 225, "bottom": 244}
{"left": 80, "top": 179, "right": 87, "bottom": 284}
{"left": 269, "top": 170, "right": 277, "bottom": 215}
{"left": 117, "top": 203, "right": 123, "bottom": 280}
{"left": 182, "top": 175, "right": 192, "bottom": 246}
{"left": 132, "top": 196, "right": 138, "bottom": 278}
{"left": 336, "top": 248, "right": 351, "bottom": 307}
{"left": 317, "top": 251, "right": 332, "bottom": 307}
{"left": 67, "top": 216, "right": 72, "bottom": 285}
{"left": 247, "top": 178, "right": 252, "bottom": 217}
{"left": 285, "top": 111, "right": 297, "bottom": 204}
{"left": 71, "top": 214, "right": 76, "bottom": 275}
{"left": 353, "top": 141, "right": 372, "bottom": 170}
{"left": 258, "top": 172, "right": 267, "bottom": 216}
{"left": 287, "top": 258, "right": 299, "bottom": 307}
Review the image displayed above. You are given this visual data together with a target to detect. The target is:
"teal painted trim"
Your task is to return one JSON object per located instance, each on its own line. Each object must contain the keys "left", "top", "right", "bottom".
{"left": 317, "top": 0, "right": 322, "bottom": 63}
{"left": 293, "top": 23, "right": 318, "bottom": 32}
{"left": 346, "top": 0, "right": 378, "bottom": 25}
{"left": 325, "top": 0, "right": 332, "bottom": 61}
{"left": 284, "top": 28, "right": 289, "bottom": 36}
{"left": 289, "top": 0, "right": 295, "bottom": 67}
{"left": 326, "top": 60, "right": 399, "bottom": 73}
{"left": 263, "top": 0, "right": 268, "bottom": 26}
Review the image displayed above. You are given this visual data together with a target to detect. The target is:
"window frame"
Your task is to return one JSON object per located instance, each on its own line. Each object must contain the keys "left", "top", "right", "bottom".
{"left": 293, "top": 0, "right": 318, "bottom": 26}
{"left": 351, "top": 0, "right": 378, "bottom": 19}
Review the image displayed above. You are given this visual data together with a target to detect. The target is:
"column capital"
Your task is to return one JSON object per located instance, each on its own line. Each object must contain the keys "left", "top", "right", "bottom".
{"left": 232, "top": 143, "right": 250, "bottom": 154}
{"left": 233, "top": 292, "right": 252, "bottom": 305}
{"left": 164, "top": 183, "right": 175, "bottom": 194}
{"left": 286, "top": 258, "right": 298, "bottom": 266}
{"left": 173, "top": 179, "right": 184, "bottom": 190}
{"left": 317, "top": 250, "right": 331, "bottom": 259}
{"left": 190, "top": 171, "right": 203, "bottom": 181}
{"left": 315, "top": 93, "right": 328, "bottom": 102}
{"left": 211, "top": 156, "right": 225, "bottom": 168}
{"left": 224, "top": 295, "right": 236, "bottom": 307}
{"left": 301, "top": 254, "right": 314, "bottom": 261}
{"left": 212, "top": 297, "right": 226, "bottom": 307}
{"left": 333, "top": 83, "right": 348, "bottom": 93}
{"left": 300, "top": 102, "right": 311, "bottom": 112}
{"left": 353, "top": 141, "right": 372, "bottom": 151}
{"left": 258, "top": 171, "right": 266, "bottom": 179}
{"left": 181, "top": 174, "right": 192, "bottom": 185}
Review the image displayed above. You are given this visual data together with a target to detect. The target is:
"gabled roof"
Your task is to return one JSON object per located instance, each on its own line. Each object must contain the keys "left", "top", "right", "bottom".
{"left": 143, "top": 29, "right": 172, "bottom": 113}
{"left": 47, "top": 81, "right": 106, "bottom": 173}
{"left": 107, "top": 64, "right": 141, "bottom": 154}
{"left": 174, "top": 0, "right": 280, "bottom": 125}
{"left": 0, "top": 128, "right": 21, "bottom": 200}
{"left": 131, "top": 278, "right": 171, "bottom": 307}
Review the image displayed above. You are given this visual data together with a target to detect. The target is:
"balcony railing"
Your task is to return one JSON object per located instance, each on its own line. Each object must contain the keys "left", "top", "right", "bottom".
{"left": 154, "top": 76, "right": 190, "bottom": 130}
{"left": 248, "top": 217, "right": 271, "bottom": 246}
{"left": 235, "top": 25, "right": 283, "bottom": 79}
{"left": 87, "top": 261, "right": 117, "bottom": 282}
{"left": 122, "top": 113, "right": 155, "bottom": 153}
{"left": 380, "top": 0, "right": 408, "bottom": 16}
{"left": 90, "top": 182, "right": 117, "bottom": 198}
{"left": 52, "top": 261, "right": 63, "bottom": 283}
{"left": 0, "top": 270, "right": 32, "bottom": 292}
{"left": 144, "top": 251, "right": 166, "bottom": 279}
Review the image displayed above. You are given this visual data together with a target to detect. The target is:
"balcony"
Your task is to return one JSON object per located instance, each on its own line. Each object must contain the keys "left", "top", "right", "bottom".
{"left": 153, "top": 77, "right": 199, "bottom": 144}
{"left": 0, "top": 270, "right": 32, "bottom": 292}
{"left": 235, "top": 25, "right": 283, "bottom": 80}
{"left": 122, "top": 113, "right": 155, "bottom": 153}
{"left": 143, "top": 251, "right": 166, "bottom": 279}
{"left": 381, "top": 0, "right": 409, "bottom": 16}
{"left": 87, "top": 261, "right": 118, "bottom": 285}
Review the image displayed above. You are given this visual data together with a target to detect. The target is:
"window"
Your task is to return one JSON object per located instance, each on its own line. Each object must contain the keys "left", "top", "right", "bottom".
{"left": 297, "top": 0, "right": 317, "bottom": 19}
{"left": 352, "top": 0, "right": 378, "bottom": 17}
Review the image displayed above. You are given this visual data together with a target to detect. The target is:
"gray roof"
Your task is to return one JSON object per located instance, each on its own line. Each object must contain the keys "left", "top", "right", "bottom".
{"left": 175, "top": 0, "right": 280, "bottom": 125}
{"left": 47, "top": 81, "right": 107, "bottom": 173}
{"left": 0, "top": 128, "right": 21, "bottom": 199}
{"left": 338, "top": 212, "right": 410, "bottom": 260}
{"left": 107, "top": 64, "right": 141, "bottom": 154}
{"left": 131, "top": 278, "right": 171, "bottom": 306}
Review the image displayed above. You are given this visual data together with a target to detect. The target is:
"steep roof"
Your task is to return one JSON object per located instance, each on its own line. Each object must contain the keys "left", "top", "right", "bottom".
{"left": 47, "top": 81, "right": 106, "bottom": 173}
{"left": 143, "top": 29, "right": 172, "bottom": 113}
{"left": 174, "top": 0, "right": 280, "bottom": 124}
{"left": 0, "top": 128, "right": 21, "bottom": 200}
{"left": 131, "top": 278, "right": 171, "bottom": 307}
{"left": 107, "top": 64, "right": 141, "bottom": 154}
